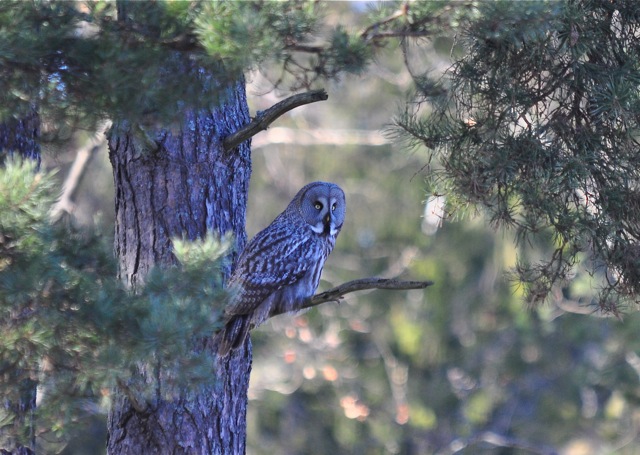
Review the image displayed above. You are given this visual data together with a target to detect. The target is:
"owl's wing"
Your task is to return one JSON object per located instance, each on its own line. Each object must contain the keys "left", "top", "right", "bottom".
{"left": 225, "top": 223, "right": 319, "bottom": 316}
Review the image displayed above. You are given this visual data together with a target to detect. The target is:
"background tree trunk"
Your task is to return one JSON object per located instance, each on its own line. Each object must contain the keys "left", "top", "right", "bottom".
{"left": 106, "top": 80, "right": 253, "bottom": 454}
{"left": 0, "top": 111, "right": 40, "bottom": 165}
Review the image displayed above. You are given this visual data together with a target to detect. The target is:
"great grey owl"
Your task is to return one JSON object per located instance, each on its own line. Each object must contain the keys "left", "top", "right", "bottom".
{"left": 217, "top": 181, "right": 346, "bottom": 356}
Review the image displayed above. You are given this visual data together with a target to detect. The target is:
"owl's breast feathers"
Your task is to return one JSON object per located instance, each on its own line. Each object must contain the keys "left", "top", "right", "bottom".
{"left": 224, "top": 219, "right": 332, "bottom": 317}
{"left": 217, "top": 206, "right": 339, "bottom": 355}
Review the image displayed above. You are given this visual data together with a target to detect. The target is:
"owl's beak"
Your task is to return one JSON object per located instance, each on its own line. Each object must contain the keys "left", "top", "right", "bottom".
{"left": 323, "top": 213, "right": 332, "bottom": 234}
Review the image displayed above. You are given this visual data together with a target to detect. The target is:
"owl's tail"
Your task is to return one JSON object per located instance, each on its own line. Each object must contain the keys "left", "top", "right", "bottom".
{"left": 217, "top": 315, "right": 251, "bottom": 356}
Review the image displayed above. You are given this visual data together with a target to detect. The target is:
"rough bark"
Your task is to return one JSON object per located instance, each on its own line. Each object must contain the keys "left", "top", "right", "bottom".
{"left": 106, "top": 80, "right": 253, "bottom": 454}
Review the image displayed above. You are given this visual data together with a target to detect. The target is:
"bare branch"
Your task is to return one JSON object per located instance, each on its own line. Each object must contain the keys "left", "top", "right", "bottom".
{"left": 223, "top": 89, "right": 329, "bottom": 152}
{"left": 251, "top": 127, "right": 390, "bottom": 149}
{"left": 269, "top": 277, "right": 433, "bottom": 318}
{"left": 51, "top": 121, "right": 111, "bottom": 221}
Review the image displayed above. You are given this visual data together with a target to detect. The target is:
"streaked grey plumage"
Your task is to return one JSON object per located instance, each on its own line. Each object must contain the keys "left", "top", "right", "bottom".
{"left": 217, "top": 181, "right": 346, "bottom": 356}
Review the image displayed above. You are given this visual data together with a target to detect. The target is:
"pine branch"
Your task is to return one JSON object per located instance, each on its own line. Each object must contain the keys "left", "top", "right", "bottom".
{"left": 270, "top": 278, "right": 434, "bottom": 318}
{"left": 364, "top": 30, "right": 441, "bottom": 40}
{"left": 359, "top": 4, "right": 409, "bottom": 39}
{"left": 284, "top": 44, "right": 326, "bottom": 53}
{"left": 222, "top": 89, "right": 329, "bottom": 152}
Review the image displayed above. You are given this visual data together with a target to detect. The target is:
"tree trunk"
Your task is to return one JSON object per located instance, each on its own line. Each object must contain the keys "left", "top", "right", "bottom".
{"left": 0, "top": 111, "right": 40, "bottom": 166}
{"left": 106, "top": 80, "right": 253, "bottom": 454}
{"left": 0, "top": 111, "right": 39, "bottom": 455}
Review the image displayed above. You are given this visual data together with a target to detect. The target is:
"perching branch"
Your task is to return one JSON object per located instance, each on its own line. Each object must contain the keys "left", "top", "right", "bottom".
{"left": 223, "top": 89, "right": 329, "bottom": 152}
{"left": 270, "top": 278, "right": 433, "bottom": 318}
{"left": 308, "top": 277, "right": 433, "bottom": 307}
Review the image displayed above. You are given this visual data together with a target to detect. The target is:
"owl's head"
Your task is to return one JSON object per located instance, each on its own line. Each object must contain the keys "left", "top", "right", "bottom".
{"left": 291, "top": 181, "right": 346, "bottom": 236}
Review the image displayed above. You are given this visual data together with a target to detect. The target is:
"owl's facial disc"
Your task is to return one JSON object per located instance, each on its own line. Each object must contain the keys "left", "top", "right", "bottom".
{"left": 298, "top": 182, "right": 345, "bottom": 236}
{"left": 307, "top": 196, "right": 333, "bottom": 235}
{"left": 308, "top": 196, "right": 329, "bottom": 234}
{"left": 310, "top": 222, "right": 324, "bottom": 234}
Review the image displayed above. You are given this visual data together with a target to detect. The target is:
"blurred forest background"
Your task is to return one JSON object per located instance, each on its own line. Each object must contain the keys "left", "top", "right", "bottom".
{"left": 6, "top": 1, "right": 640, "bottom": 454}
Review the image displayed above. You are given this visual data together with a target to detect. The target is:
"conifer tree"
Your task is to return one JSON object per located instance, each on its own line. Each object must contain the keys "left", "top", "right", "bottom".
{"left": 399, "top": 0, "right": 640, "bottom": 311}
{"left": 10, "top": 0, "right": 640, "bottom": 452}
{"left": 0, "top": 114, "right": 40, "bottom": 454}
{"left": 0, "top": 1, "right": 450, "bottom": 452}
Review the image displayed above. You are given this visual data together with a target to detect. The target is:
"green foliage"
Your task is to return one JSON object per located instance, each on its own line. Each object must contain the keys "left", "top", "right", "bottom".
{"left": 1, "top": 0, "right": 470, "bottom": 131}
{"left": 0, "top": 0, "right": 230, "bottom": 129}
{"left": 365, "top": 0, "right": 475, "bottom": 36}
{"left": 325, "top": 26, "right": 371, "bottom": 77}
{"left": 195, "top": 1, "right": 318, "bottom": 74}
{"left": 0, "top": 0, "right": 378, "bottom": 131}
{"left": 196, "top": 1, "right": 375, "bottom": 91}
{"left": 398, "top": 0, "right": 640, "bottom": 310}
{"left": 239, "top": 4, "right": 640, "bottom": 451}
{"left": 0, "top": 159, "right": 56, "bottom": 251}
{"left": 0, "top": 160, "right": 228, "bottom": 445}
{"left": 8, "top": 1, "right": 640, "bottom": 452}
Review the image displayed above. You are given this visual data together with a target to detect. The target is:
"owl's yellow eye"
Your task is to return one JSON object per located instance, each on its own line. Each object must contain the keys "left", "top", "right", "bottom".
{"left": 331, "top": 203, "right": 337, "bottom": 211}
{"left": 314, "top": 202, "right": 323, "bottom": 210}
